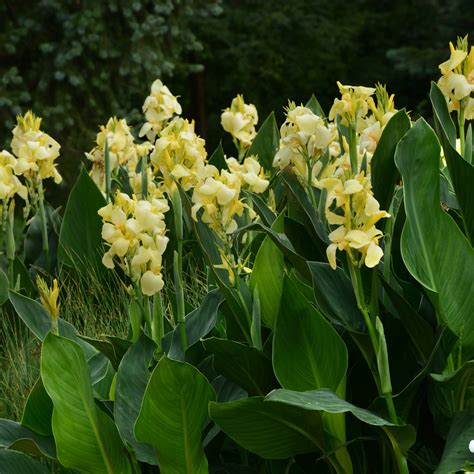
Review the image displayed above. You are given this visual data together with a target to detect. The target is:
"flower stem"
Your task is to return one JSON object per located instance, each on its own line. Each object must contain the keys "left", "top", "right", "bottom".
{"left": 458, "top": 101, "right": 466, "bottom": 157}
{"left": 152, "top": 292, "right": 164, "bottom": 352}
{"left": 174, "top": 250, "right": 187, "bottom": 352}
{"left": 6, "top": 201, "right": 16, "bottom": 287}
{"left": 348, "top": 125, "right": 358, "bottom": 174}
{"left": 37, "top": 179, "right": 50, "bottom": 273}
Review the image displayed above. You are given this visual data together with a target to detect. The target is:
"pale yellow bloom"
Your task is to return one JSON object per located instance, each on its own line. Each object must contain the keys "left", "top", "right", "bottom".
{"left": 191, "top": 165, "right": 254, "bottom": 239}
{"left": 221, "top": 95, "right": 258, "bottom": 152}
{"left": 273, "top": 103, "right": 331, "bottom": 183}
{"left": 437, "top": 38, "right": 474, "bottom": 114}
{"left": 11, "top": 111, "right": 62, "bottom": 184}
{"left": 139, "top": 79, "right": 182, "bottom": 141}
{"left": 329, "top": 82, "right": 375, "bottom": 129}
{"left": 98, "top": 191, "right": 169, "bottom": 296}
{"left": 226, "top": 156, "right": 269, "bottom": 193}
{"left": 150, "top": 117, "right": 207, "bottom": 194}
{"left": 319, "top": 172, "right": 389, "bottom": 269}
{"left": 0, "top": 150, "right": 28, "bottom": 203}
{"left": 86, "top": 117, "right": 149, "bottom": 191}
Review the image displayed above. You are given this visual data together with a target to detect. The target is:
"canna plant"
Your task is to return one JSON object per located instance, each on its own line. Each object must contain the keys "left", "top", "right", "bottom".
{"left": 1, "top": 37, "right": 474, "bottom": 474}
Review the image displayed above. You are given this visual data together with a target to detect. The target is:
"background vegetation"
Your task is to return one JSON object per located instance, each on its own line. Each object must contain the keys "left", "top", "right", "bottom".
{"left": 1, "top": 0, "right": 474, "bottom": 198}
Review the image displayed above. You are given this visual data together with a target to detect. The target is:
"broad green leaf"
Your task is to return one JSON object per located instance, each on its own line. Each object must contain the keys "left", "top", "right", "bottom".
{"left": 0, "top": 268, "right": 8, "bottom": 304}
{"left": 308, "top": 262, "right": 364, "bottom": 332}
{"left": 78, "top": 335, "right": 132, "bottom": 371}
{"left": 371, "top": 109, "right": 411, "bottom": 213}
{"left": 435, "top": 411, "right": 474, "bottom": 473}
{"left": 58, "top": 166, "right": 107, "bottom": 274}
{"left": 273, "top": 276, "right": 350, "bottom": 470}
{"left": 209, "top": 397, "right": 324, "bottom": 459}
{"left": 203, "top": 337, "right": 278, "bottom": 396}
{"left": 21, "top": 378, "right": 53, "bottom": 437}
{"left": 266, "top": 389, "right": 415, "bottom": 453}
{"left": 247, "top": 112, "right": 279, "bottom": 170}
{"left": 115, "top": 334, "right": 156, "bottom": 465}
{"left": 395, "top": 119, "right": 474, "bottom": 358}
{"left": 305, "top": 94, "right": 325, "bottom": 117}
{"left": 209, "top": 142, "right": 227, "bottom": 170}
{"left": 135, "top": 357, "right": 215, "bottom": 474}
{"left": 273, "top": 276, "right": 347, "bottom": 394}
{"left": 12, "top": 257, "right": 35, "bottom": 297}
{"left": 164, "top": 288, "right": 224, "bottom": 361}
{"left": 249, "top": 212, "right": 284, "bottom": 329}
{"left": 0, "top": 449, "right": 51, "bottom": 473}
{"left": 0, "top": 419, "right": 55, "bottom": 458}
{"left": 245, "top": 190, "right": 276, "bottom": 227}
{"left": 41, "top": 334, "right": 131, "bottom": 473}
{"left": 240, "top": 221, "right": 310, "bottom": 280}
{"left": 381, "top": 281, "right": 435, "bottom": 363}
{"left": 431, "top": 82, "right": 474, "bottom": 243}
{"left": 9, "top": 290, "right": 96, "bottom": 359}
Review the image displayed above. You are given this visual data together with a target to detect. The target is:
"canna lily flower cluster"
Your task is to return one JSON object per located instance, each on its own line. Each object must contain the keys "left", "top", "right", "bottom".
{"left": 86, "top": 117, "right": 153, "bottom": 192}
{"left": 329, "top": 82, "right": 376, "bottom": 129}
{"left": 273, "top": 103, "right": 331, "bottom": 183}
{"left": 319, "top": 172, "right": 390, "bottom": 269}
{"left": 0, "top": 150, "right": 28, "bottom": 207}
{"left": 11, "top": 111, "right": 62, "bottom": 185}
{"left": 437, "top": 36, "right": 474, "bottom": 119}
{"left": 139, "top": 79, "right": 182, "bottom": 142}
{"left": 98, "top": 191, "right": 170, "bottom": 296}
{"left": 221, "top": 95, "right": 258, "bottom": 155}
{"left": 191, "top": 165, "right": 248, "bottom": 238}
{"left": 226, "top": 156, "right": 269, "bottom": 193}
{"left": 150, "top": 117, "right": 207, "bottom": 194}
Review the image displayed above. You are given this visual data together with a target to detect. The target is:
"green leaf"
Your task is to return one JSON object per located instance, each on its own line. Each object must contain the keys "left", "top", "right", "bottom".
{"left": 78, "top": 335, "right": 132, "bottom": 371}
{"left": 58, "top": 166, "right": 107, "bottom": 275}
{"left": 164, "top": 288, "right": 224, "bottom": 361}
{"left": 135, "top": 357, "right": 215, "bottom": 474}
{"left": 0, "top": 449, "right": 51, "bottom": 473}
{"left": 308, "top": 262, "right": 364, "bottom": 332}
{"left": 273, "top": 276, "right": 347, "bottom": 394}
{"left": 0, "top": 419, "right": 56, "bottom": 459}
{"left": 305, "top": 94, "right": 325, "bottom": 117}
{"left": 115, "top": 334, "right": 156, "bottom": 465}
{"left": 0, "top": 267, "right": 8, "bottom": 305}
{"left": 431, "top": 82, "right": 474, "bottom": 244}
{"left": 395, "top": 119, "right": 474, "bottom": 358}
{"left": 209, "top": 397, "right": 324, "bottom": 459}
{"left": 247, "top": 112, "right": 279, "bottom": 170}
{"left": 21, "top": 378, "right": 53, "bottom": 437}
{"left": 249, "top": 212, "right": 284, "bottom": 329}
{"left": 435, "top": 411, "right": 474, "bottom": 473}
{"left": 371, "top": 109, "right": 411, "bottom": 213}
{"left": 209, "top": 142, "right": 227, "bottom": 170}
{"left": 8, "top": 290, "right": 96, "bottom": 359}
{"left": 266, "top": 389, "right": 415, "bottom": 453}
{"left": 12, "top": 257, "right": 35, "bottom": 297}
{"left": 41, "top": 334, "right": 131, "bottom": 473}
{"left": 250, "top": 286, "right": 262, "bottom": 351}
{"left": 203, "top": 337, "right": 278, "bottom": 396}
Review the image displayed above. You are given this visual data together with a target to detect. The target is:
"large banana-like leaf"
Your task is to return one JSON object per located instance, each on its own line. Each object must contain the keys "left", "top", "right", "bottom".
{"left": 395, "top": 119, "right": 474, "bottom": 358}
{"left": 41, "top": 334, "right": 132, "bottom": 473}
{"left": 135, "top": 357, "right": 215, "bottom": 474}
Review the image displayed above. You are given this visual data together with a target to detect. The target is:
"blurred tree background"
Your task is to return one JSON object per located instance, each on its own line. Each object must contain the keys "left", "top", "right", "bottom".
{"left": 1, "top": 0, "right": 474, "bottom": 198}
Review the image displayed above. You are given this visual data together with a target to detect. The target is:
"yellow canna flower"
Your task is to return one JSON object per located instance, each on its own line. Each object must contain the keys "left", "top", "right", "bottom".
{"left": 0, "top": 150, "right": 28, "bottom": 204}
{"left": 11, "top": 111, "right": 62, "bottom": 185}
{"left": 226, "top": 156, "right": 269, "bottom": 193}
{"left": 139, "top": 79, "right": 182, "bottom": 142}
{"left": 36, "top": 276, "right": 60, "bottom": 334}
{"left": 98, "top": 191, "right": 169, "bottom": 296}
{"left": 221, "top": 95, "right": 258, "bottom": 154}
{"left": 150, "top": 117, "right": 207, "bottom": 194}
{"left": 86, "top": 117, "right": 149, "bottom": 192}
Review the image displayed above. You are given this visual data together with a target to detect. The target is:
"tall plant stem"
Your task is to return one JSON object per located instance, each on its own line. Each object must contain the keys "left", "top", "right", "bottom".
{"left": 348, "top": 125, "right": 358, "bottom": 174}
{"left": 104, "top": 139, "right": 112, "bottom": 202}
{"left": 152, "top": 292, "right": 164, "bottom": 352}
{"left": 6, "top": 201, "right": 16, "bottom": 287}
{"left": 37, "top": 179, "right": 50, "bottom": 272}
{"left": 458, "top": 102, "right": 466, "bottom": 157}
{"left": 348, "top": 261, "right": 398, "bottom": 422}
